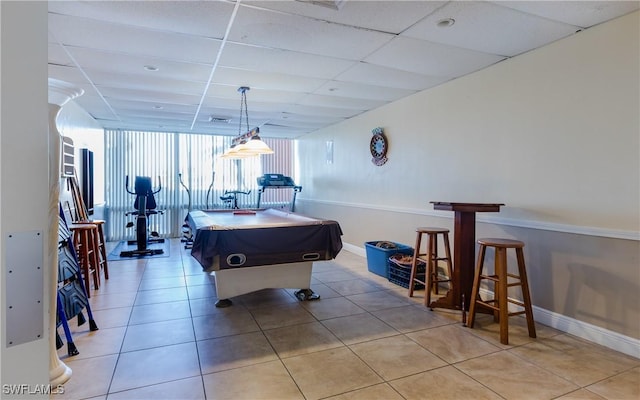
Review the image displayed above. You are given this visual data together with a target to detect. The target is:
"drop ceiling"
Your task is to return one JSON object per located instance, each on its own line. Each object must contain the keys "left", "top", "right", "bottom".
{"left": 48, "top": 0, "right": 639, "bottom": 139}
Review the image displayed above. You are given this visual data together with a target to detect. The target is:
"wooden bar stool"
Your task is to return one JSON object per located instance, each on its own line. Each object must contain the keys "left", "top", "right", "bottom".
{"left": 89, "top": 219, "right": 109, "bottom": 281}
{"left": 467, "top": 238, "right": 536, "bottom": 345}
{"left": 408, "top": 227, "right": 454, "bottom": 307}
{"left": 66, "top": 176, "right": 110, "bottom": 281}
{"left": 69, "top": 223, "right": 101, "bottom": 297}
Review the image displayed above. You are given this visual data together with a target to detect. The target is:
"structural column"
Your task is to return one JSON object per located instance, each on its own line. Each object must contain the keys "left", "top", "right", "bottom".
{"left": 48, "top": 79, "right": 84, "bottom": 386}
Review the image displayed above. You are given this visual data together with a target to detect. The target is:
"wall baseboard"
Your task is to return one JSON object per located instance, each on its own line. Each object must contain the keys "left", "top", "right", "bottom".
{"left": 342, "top": 243, "right": 639, "bottom": 359}
{"left": 475, "top": 288, "right": 640, "bottom": 359}
{"left": 343, "top": 242, "right": 366, "bottom": 257}
{"left": 532, "top": 305, "right": 640, "bottom": 359}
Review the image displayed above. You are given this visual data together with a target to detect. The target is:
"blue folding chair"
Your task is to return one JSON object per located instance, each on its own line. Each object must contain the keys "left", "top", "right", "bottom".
{"left": 56, "top": 203, "right": 98, "bottom": 356}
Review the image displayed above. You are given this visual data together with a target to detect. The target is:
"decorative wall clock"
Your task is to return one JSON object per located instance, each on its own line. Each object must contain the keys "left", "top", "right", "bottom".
{"left": 370, "top": 127, "right": 388, "bottom": 166}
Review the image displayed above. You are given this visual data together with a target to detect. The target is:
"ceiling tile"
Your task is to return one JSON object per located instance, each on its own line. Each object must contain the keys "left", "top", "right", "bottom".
{"left": 228, "top": 5, "right": 395, "bottom": 60}
{"left": 49, "top": 0, "right": 236, "bottom": 38}
{"left": 109, "top": 99, "right": 198, "bottom": 116}
{"left": 48, "top": 64, "right": 87, "bottom": 85}
{"left": 402, "top": 1, "right": 580, "bottom": 57}
{"left": 57, "top": 47, "right": 214, "bottom": 83}
{"left": 80, "top": 71, "right": 206, "bottom": 96}
{"left": 335, "top": 62, "right": 451, "bottom": 91}
{"left": 495, "top": 1, "right": 640, "bottom": 28}
{"left": 365, "top": 36, "right": 505, "bottom": 77}
{"left": 313, "top": 80, "right": 417, "bottom": 102}
{"left": 245, "top": 0, "right": 446, "bottom": 34}
{"left": 47, "top": 1, "right": 636, "bottom": 138}
{"left": 204, "top": 86, "right": 306, "bottom": 109}
{"left": 212, "top": 67, "right": 326, "bottom": 93}
{"left": 296, "top": 92, "right": 386, "bottom": 110}
{"left": 49, "top": 13, "right": 222, "bottom": 64}
{"left": 219, "top": 43, "right": 356, "bottom": 79}
{"left": 73, "top": 94, "right": 118, "bottom": 120}
{"left": 284, "top": 103, "right": 364, "bottom": 119}
{"left": 48, "top": 43, "right": 74, "bottom": 67}
{"left": 98, "top": 87, "right": 202, "bottom": 106}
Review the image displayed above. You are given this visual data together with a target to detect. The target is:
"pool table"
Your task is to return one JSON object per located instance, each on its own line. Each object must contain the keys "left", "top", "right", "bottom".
{"left": 187, "top": 209, "right": 343, "bottom": 307}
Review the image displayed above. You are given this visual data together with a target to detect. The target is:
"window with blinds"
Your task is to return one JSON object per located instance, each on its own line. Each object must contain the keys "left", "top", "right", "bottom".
{"left": 104, "top": 130, "right": 295, "bottom": 241}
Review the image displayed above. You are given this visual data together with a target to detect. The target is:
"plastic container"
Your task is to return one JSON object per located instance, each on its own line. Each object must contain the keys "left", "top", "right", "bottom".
{"left": 364, "top": 241, "right": 413, "bottom": 278}
{"left": 388, "top": 253, "right": 426, "bottom": 289}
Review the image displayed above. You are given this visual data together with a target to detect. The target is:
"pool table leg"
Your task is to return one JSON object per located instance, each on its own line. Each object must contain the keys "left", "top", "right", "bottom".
{"left": 294, "top": 289, "right": 320, "bottom": 301}
{"left": 215, "top": 299, "right": 233, "bottom": 308}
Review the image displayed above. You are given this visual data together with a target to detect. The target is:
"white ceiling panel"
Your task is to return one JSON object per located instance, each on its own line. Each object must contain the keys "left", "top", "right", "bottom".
{"left": 365, "top": 36, "right": 506, "bottom": 77}
{"left": 204, "top": 87, "right": 307, "bottom": 108}
{"left": 228, "top": 5, "right": 395, "bottom": 60}
{"left": 49, "top": 0, "right": 236, "bottom": 38}
{"left": 296, "top": 92, "right": 385, "bottom": 110}
{"left": 48, "top": 64, "right": 87, "bottom": 86}
{"left": 219, "top": 43, "right": 356, "bottom": 79}
{"left": 276, "top": 112, "right": 346, "bottom": 125}
{"left": 49, "top": 13, "right": 222, "bottom": 64}
{"left": 495, "top": 1, "right": 640, "bottom": 28}
{"left": 81, "top": 71, "right": 205, "bottom": 96}
{"left": 313, "top": 80, "right": 417, "bottom": 102}
{"left": 107, "top": 99, "right": 198, "bottom": 116}
{"left": 284, "top": 103, "right": 363, "bottom": 118}
{"left": 101, "top": 118, "right": 193, "bottom": 131}
{"left": 403, "top": 1, "right": 581, "bottom": 57}
{"left": 48, "top": 43, "right": 74, "bottom": 67}
{"left": 335, "top": 62, "right": 451, "bottom": 91}
{"left": 73, "top": 95, "right": 119, "bottom": 120}
{"left": 259, "top": 124, "right": 317, "bottom": 138}
{"left": 116, "top": 111, "right": 198, "bottom": 124}
{"left": 47, "top": 1, "right": 638, "bottom": 138}
{"left": 97, "top": 87, "right": 202, "bottom": 106}
{"left": 58, "top": 48, "right": 215, "bottom": 83}
{"left": 245, "top": 0, "right": 447, "bottom": 34}
{"left": 263, "top": 118, "right": 326, "bottom": 130}
{"left": 212, "top": 67, "right": 326, "bottom": 92}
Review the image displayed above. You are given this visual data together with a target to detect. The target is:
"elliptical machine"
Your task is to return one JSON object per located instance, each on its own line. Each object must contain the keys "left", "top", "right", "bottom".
{"left": 178, "top": 173, "right": 193, "bottom": 249}
{"left": 120, "top": 176, "right": 165, "bottom": 257}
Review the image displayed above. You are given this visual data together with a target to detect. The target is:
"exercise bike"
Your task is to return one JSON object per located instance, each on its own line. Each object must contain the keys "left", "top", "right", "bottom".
{"left": 220, "top": 189, "right": 251, "bottom": 209}
{"left": 120, "top": 176, "right": 165, "bottom": 257}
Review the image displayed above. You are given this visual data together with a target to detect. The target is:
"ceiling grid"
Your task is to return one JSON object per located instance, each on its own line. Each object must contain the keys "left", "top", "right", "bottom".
{"left": 47, "top": 0, "right": 639, "bottom": 138}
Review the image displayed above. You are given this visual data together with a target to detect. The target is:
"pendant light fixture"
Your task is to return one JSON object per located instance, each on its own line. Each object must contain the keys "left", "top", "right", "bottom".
{"left": 221, "top": 87, "right": 273, "bottom": 158}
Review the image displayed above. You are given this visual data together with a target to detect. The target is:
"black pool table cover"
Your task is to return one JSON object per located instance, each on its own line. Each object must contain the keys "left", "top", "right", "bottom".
{"left": 187, "top": 209, "right": 343, "bottom": 271}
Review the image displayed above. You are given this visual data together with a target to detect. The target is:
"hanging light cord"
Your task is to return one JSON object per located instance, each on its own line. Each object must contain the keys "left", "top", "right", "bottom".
{"left": 238, "top": 88, "right": 250, "bottom": 138}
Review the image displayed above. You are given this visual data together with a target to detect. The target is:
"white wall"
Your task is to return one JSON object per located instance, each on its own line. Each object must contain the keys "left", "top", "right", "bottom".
{"left": 296, "top": 11, "right": 640, "bottom": 343}
{"left": 1, "top": 1, "right": 50, "bottom": 395}
{"left": 56, "top": 101, "right": 105, "bottom": 223}
{"left": 299, "top": 11, "right": 639, "bottom": 234}
{"left": 57, "top": 101, "right": 105, "bottom": 209}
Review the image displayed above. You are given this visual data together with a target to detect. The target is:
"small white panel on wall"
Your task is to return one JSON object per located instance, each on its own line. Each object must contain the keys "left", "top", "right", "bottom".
{"left": 5, "top": 231, "right": 44, "bottom": 347}
{"left": 326, "top": 140, "right": 334, "bottom": 164}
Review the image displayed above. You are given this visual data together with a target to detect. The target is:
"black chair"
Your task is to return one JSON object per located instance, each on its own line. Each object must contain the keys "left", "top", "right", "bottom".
{"left": 120, "top": 176, "right": 165, "bottom": 257}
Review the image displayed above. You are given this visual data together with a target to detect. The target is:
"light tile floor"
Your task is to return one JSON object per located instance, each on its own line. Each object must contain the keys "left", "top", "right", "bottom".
{"left": 54, "top": 239, "right": 639, "bottom": 400}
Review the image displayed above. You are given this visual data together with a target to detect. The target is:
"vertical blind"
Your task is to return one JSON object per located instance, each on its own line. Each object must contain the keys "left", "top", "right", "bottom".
{"left": 105, "top": 130, "right": 294, "bottom": 241}
{"left": 259, "top": 137, "right": 298, "bottom": 206}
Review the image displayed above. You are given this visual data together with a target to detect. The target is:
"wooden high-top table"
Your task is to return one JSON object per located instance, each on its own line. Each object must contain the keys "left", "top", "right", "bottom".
{"left": 429, "top": 202, "right": 504, "bottom": 311}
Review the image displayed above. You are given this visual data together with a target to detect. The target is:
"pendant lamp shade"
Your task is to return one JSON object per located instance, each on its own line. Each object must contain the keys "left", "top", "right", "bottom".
{"left": 220, "top": 87, "right": 274, "bottom": 159}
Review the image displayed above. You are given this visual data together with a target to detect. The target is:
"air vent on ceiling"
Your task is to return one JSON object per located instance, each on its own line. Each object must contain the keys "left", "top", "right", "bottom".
{"left": 298, "top": 0, "right": 347, "bottom": 11}
{"left": 209, "top": 116, "right": 231, "bottom": 124}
